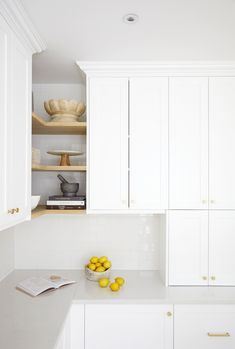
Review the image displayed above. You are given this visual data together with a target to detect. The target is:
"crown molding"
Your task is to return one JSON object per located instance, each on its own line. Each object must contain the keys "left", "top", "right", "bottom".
{"left": 0, "top": 0, "right": 46, "bottom": 53}
{"left": 77, "top": 61, "right": 235, "bottom": 77}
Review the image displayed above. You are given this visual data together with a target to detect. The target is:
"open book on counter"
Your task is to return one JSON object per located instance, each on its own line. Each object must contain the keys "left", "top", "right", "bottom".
{"left": 16, "top": 275, "right": 76, "bottom": 297}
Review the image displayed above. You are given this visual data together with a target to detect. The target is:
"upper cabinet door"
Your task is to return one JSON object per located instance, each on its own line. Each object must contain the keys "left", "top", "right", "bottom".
{"left": 169, "top": 77, "right": 208, "bottom": 209}
{"left": 209, "top": 211, "right": 235, "bottom": 286}
{"left": 0, "top": 16, "right": 9, "bottom": 230}
{"left": 209, "top": 77, "right": 235, "bottom": 209}
{"left": 168, "top": 210, "right": 208, "bottom": 286}
{"left": 129, "top": 78, "right": 168, "bottom": 210}
{"left": 0, "top": 17, "right": 31, "bottom": 231}
{"left": 5, "top": 34, "right": 31, "bottom": 228}
{"left": 88, "top": 78, "right": 128, "bottom": 211}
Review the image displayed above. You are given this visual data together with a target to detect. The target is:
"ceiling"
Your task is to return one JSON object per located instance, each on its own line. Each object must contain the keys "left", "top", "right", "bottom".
{"left": 21, "top": 0, "right": 235, "bottom": 83}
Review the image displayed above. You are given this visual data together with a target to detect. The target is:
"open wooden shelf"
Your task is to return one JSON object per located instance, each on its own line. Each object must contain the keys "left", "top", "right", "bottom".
{"left": 32, "top": 205, "right": 86, "bottom": 218}
{"left": 32, "top": 112, "right": 86, "bottom": 135}
{"left": 32, "top": 164, "right": 86, "bottom": 172}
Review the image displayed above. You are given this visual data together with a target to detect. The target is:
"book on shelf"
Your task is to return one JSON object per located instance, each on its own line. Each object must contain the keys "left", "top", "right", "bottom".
{"left": 48, "top": 195, "right": 86, "bottom": 201}
{"left": 47, "top": 200, "right": 85, "bottom": 206}
{"left": 16, "top": 275, "right": 76, "bottom": 297}
{"left": 46, "top": 205, "right": 85, "bottom": 210}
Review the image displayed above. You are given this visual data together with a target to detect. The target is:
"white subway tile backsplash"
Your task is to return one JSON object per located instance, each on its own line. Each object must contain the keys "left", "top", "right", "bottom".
{"left": 14, "top": 215, "right": 161, "bottom": 270}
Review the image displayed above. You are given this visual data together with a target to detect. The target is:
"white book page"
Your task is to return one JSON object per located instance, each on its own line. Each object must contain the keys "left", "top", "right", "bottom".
{"left": 17, "top": 277, "right": 56, "bottom": 297}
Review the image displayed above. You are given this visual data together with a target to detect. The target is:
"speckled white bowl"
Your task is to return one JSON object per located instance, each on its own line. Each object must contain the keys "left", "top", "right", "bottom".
{"left": 31, "top": 195, "right": 40, "bottom": 210}
{"left": 85, "top": 266, "right": 111, "bottom": 282}
{"left": 44, "top": 99, "right": 86, "bottom": 122}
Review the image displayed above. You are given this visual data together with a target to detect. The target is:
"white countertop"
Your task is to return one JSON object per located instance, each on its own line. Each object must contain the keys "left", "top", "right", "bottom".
{"left": 1, "top": 269, "right": 235, "bottom": 349}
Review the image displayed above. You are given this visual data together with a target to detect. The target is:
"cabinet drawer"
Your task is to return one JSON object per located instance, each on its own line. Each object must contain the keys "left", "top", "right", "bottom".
{"left": 175, "top": 305, "right": 235, "bottom": 349}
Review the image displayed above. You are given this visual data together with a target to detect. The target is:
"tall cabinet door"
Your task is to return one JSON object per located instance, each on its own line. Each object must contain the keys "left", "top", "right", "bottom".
{"left": 168, "top": 210, "right": 208, "bottom": 286}
{"left": 169, "top": 77, "right": 208, "bottom": 209}
{"left": 0, "top": 16, "right": 8, "bottom": 230}
{"left": 129, "top": 78, "right": 168, "bottom": 210}
{"left": 209, "top": 211, "right": 235, "bottom": 286}
{"left": 209, "top": 77, "right": 235, "bottom": 209}
{"left": 5, "top": 33, "right": 32, "bottom": 227}
{"left": 88, "top": 78, "right": 128, "bottom": 211}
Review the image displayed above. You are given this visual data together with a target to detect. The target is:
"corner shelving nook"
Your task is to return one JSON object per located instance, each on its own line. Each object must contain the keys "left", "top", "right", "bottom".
{"left": 32, "top": 112, "right": 87, "bottom": 217}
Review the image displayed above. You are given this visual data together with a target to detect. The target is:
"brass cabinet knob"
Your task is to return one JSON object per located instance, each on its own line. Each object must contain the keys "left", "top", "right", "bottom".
{"left": 202, "top": 200, "right": 207, "bottom": 204}
{"left": 202, "top": 276, "right": 207, "bottom": 280}
{"left": 211, "top": 276, "right": 216, "bottom": 281}
{"left": 167, "top": 312, "right": 172, "bottom": 317}
{"left": 210, "top": 200, "right": 215, "bottom": 204}
{"left": 7, "top": 208, "right": 20, "bottom": 214}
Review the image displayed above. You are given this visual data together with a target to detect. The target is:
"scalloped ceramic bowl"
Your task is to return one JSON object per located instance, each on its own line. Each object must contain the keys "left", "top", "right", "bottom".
{"left": 85, "top": 266, "right": 111, "bottom": 282}
{"left": 44, "top": 99, "right": 86, "bottom": 122}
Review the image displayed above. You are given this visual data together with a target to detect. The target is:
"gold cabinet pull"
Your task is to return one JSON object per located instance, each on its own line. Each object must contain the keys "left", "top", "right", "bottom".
{"left": 7, "top": 208, "right": 20, "bottom": 214}
{"left": 208, "top": 332, "right": 230, "bottom": 337}
{"left": 211, "top": 276, "right": 216, "bottom": 281}
{"left": 202, "top": 200, "right": 207, "bottom": 204}
{"left": 167, "top": 312, "right": 172, "bottom": 317}
{"left": 202, "top": 276, "right": 207, "bottom": 280}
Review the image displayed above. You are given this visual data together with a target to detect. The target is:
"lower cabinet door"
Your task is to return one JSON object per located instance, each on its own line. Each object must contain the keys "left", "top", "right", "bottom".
{"left": 85, "top": 304, "right": 173, "bottom": 349}
{"left": 168, "top": 210, "right": 209, "bottom": 286}
{"left": 175, "top": 305, "right": 235, "bottom": 349}
{"left": 209, "top": 211, "right": 235, "bottom": 286}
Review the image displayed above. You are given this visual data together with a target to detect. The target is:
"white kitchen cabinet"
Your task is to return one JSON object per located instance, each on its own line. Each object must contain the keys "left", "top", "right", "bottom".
{"left": 209, "top": 211, "right": 235, "bottom": 286}
{"left": 88, "top": 76, "right": 168, "bottom": 212}
{"left": 209, "top": 77, "right": 235, "bottom": 209}
{"left": 0, "top": 14, "right": 9, "bottom": 230}
{"left": 0, "top": 4, "right": 44, "bottom": 231}
{"left": 70, "top": 304, "right": 85, "bottom": 349}
{"left": 169, "top": 77, "right": 208, "bottom": 209}
{"left": 168, "top": 210, "right": 208, "bottom": 286}
{"left": 174, "top": 305, "right": 235, "bottom": 349}
{"left": 88, "top": 77, "right": 129, "bottom": 211}
{"left": 0, "top": 14, "right": 31, "bottom": 231}
{"left": 168, "top": 210, "right": 235, "bottom": 286}
{"left": 85, "top": 304, "right": 173, "bottom": 349}
{"left": 129, "top": 77, "right": 168, "bottom": 210}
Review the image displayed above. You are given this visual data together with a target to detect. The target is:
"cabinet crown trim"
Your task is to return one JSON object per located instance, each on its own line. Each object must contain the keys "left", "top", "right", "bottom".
{"left": 77, "top": 61, "right": 235, "bottom": 76}
{"left": 0, "top": 0, "right": 46, "bottom": 53}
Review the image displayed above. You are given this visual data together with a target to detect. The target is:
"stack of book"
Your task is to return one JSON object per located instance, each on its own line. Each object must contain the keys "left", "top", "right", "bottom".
{"left": 46, "top": 195, "right": 86, "bottom": 210}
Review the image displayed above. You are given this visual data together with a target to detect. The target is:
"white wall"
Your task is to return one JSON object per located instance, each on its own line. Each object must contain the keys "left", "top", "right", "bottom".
{"left": 14, "top": 214, "right": 161, "bottom": 270}
{"left": 0, "top": 227, "right": 14, "bottom": 281}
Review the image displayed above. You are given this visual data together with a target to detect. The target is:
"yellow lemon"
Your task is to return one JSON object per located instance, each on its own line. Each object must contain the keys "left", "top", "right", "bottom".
{"left": 99, "top": 256, "right": 108, "bottom": 264}
{"left": 90, "top": 256, "right": 99, "bottom": 264}
{"left": 110, "top": 282, "right": 120, "bottom": 292}
{"left": 88, "top": 263, "right": 96, "bottom": 271}
{"left": 103, "top": 261, "right": 112, "bottom": 269}
{"left": 96, "top": 262, "right": 101, "bottom": 267}
{"left": 115, "top": 277, "right": 125, "bottom": 286}
{"left": 96, "top": 266, "right": 106, "bottom": 272}
{"left": 99, "top": 278, "right": 110, "bottom": 288}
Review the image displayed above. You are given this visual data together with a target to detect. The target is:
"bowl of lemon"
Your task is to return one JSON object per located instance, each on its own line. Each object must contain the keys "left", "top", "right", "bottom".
{"left": 85, "top": 256, "right": 112, "bottom": 281}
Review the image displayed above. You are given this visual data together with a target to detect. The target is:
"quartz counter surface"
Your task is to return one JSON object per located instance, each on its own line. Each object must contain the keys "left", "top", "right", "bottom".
{"left": 1, "top": 270, "right": 235, "bottom": 349}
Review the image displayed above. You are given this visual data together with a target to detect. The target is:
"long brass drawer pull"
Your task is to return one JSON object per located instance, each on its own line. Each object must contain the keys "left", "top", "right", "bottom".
{"left": 207, "top": 332, "right": 230, "bottom": 337}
